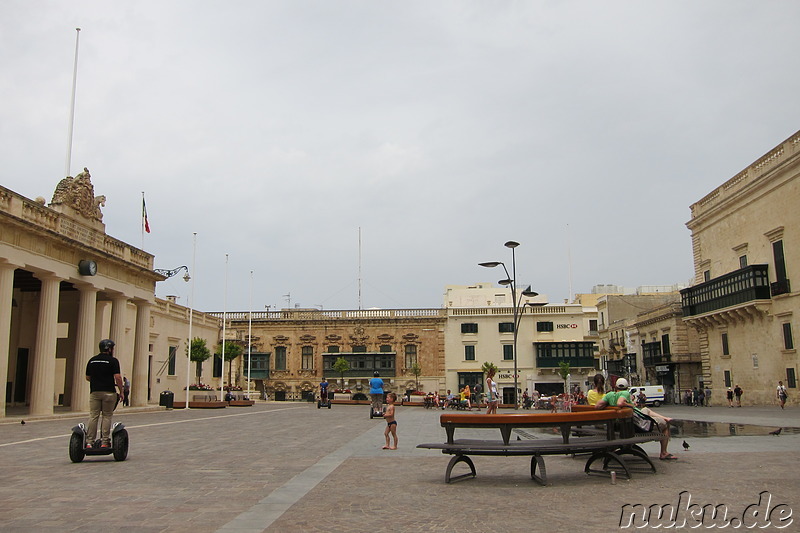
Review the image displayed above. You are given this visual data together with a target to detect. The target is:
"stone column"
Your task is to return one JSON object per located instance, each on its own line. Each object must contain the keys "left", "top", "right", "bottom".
{"left": 132, "top": 300, "right": 151, "bottom": 407}
{"left": 29, "top": 275, "right": 62, "bottom": 416}
{"left": 0, "top": 263, "right": 18, "bottom": 418}
{"left": 109, "top": 295, "right": 128, "bottom": 361}
{"left": 71, "top": 285, "right": 98, "bottom": 412}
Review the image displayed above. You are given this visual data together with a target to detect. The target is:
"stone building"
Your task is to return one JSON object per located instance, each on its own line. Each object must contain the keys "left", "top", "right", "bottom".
{"left": 218, "top": 308, "right": 446, "bottom": 400}
{"left": 1, "top": 176, "right": 220, "bottom": 417}
{"left": 444, "top": 284, "right": 599, "bottom": 403}
{"left": 681, "top": 130, "right": 799, "bottom": 405}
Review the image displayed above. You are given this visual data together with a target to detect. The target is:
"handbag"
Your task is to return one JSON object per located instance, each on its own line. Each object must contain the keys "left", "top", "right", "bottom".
{"left": 632, "top": 408, "right": 656, "bottom": 433}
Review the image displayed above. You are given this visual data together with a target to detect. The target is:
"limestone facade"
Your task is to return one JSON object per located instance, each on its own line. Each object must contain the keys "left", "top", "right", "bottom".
{"left": 217, "top": 309, "right": 446, "bottom": 400}
{"left": 682, "top": 130, "right": 800, "bottom": 405}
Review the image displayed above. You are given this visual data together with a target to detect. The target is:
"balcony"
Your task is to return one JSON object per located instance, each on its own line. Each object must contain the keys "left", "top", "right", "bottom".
{"left": 536, "top": 355, "right": 595, "bottom": 368}
{"left": 771, "top": 279, "right": 791, "bottom": 297}
{"left": 322, "top": 353, "right": 397, "bottom": 378}
{"left": 680, "top": 265, "right": 771, "bottom": 317}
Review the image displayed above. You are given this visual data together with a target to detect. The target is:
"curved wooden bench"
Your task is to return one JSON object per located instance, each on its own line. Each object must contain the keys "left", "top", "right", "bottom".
{"left": 440, "top": 409, "right": 633, "bottom": 445}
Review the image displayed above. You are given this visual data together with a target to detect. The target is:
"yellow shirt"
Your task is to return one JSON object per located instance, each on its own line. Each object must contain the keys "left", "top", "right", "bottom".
{"left": 587, "top": 389, "right": 603, "bottom": 406}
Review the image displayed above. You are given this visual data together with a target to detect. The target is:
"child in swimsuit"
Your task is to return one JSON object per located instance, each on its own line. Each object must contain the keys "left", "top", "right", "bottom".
{"left": 383, "top": 392, "right": 398, "bottom": 450}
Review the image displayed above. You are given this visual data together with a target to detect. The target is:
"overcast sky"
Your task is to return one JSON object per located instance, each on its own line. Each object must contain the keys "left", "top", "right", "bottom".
{"left": 2, "top": 1, "right": 798, "bottom": 312}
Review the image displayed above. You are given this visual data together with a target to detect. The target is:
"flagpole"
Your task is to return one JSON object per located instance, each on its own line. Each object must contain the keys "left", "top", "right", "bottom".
{"left": 64, "top": 28, "right": 81, "bottom": 178}
{"left": 221, "top": 253, "right": 228, "bottom": 398}
{"left": 185, "top": 232, "right": 197, "bottom": 409}
{"left": 141, "top": 192, "right": 145, "bottom": 249}
{"left": 247, "top": 270, "right": 253, "bottom": 399}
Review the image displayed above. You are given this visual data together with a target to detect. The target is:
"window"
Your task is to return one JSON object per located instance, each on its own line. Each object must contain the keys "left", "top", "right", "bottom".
{"left": 724, "top": 370, "right": 731, "bottom": 388}
{"left": 464, "top": 345, "right": 475, "bottom": 361}
{"left": 461, "top": 323, "right": 478, "bottom": 334}
{"left": 352, "top": 345, "right": 367, "bottom": 352}
{"left": 589, "top": 319, "right": 598, "bottom": 333}
{"left": 167, "top": 346, "right": 177, "bottom": 376}
{"left": 275, "top": 346, "right": 287, "bottom": 370}
{"left": 498, "top": 322, "right": 515, "bottom": 333}
{"left": 787, "top": 368, "right": 797, "bottom": 388}
{"left": 703, "top": 270, "right": 711, "bottom": 282}
{"left": 301, "top": 346, "right": 313, "bottom": 370}
{"left": 783, "top": 323, "right": 794, "bottom": 350}
{"left": 503, "top": 345, "right": 514, "bottom": 360}
{"left": 327, "top": 345, "right": 339, "bottom": 353}
{"left": 721, "top": 333, "right": 729, "bottom": 356}
{"left": 537, "top": 321, "right": 554, "bottom": 332}
{"left": 773, "top": 240, "right": 787, "bottom": 282}
{"left": 213, "top": 354, "right": 222, "bottom": 378}
{"left": 380, "top": 344, "right": 393, "bottom": 352}
{"left": 405, "top": 345, "right": 417, "bottom": 368}
{"left": 661, "top": 334, "right": 670, "bottom": 355}
{"left": 739, "top": 255, "right": 748, "bottom": 268}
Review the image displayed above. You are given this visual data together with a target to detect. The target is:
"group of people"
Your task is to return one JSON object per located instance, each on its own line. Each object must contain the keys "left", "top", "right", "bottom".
{"left": 725, "top": 385, "right": 744, "bottom": 407}
{"left": 589, "top": 373, "right": 677, "bottom": 461}
{"left": 683, "top": 386, "right": 712, "bottom": 407}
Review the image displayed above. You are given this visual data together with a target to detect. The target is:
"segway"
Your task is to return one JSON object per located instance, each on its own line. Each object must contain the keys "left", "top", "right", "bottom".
{"left": 69, "top": 421, "right": 129, "bottom": 462}
{"left": 317, "top": 390, "right": 332, "bottom": 409}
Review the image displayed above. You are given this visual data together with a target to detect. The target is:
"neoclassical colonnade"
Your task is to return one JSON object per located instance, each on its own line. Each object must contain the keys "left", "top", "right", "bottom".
{"left": 0, "top": 261, "right": 154, "bottom": 417}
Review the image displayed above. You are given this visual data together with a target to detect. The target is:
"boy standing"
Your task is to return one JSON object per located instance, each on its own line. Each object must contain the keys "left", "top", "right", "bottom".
{"left": 382, "top": 392, "right": 398, "bottom": 450}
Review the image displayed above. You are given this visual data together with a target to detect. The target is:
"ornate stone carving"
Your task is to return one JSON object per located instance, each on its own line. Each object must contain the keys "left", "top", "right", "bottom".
{"left": 50, "top": 168, "right": 106, "bottom": 222}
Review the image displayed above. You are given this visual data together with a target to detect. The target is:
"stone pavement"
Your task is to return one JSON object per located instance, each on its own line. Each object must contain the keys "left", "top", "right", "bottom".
{"left": 0, "top": 403, "right": 798, "bottom": 532}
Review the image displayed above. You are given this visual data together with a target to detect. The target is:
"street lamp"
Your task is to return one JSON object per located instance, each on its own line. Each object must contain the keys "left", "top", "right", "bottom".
{"left": 480, "top": 241, "right": 543, "bottom": 409}
{"left": 154, "top": 265, "right": 191, "bottom": 282}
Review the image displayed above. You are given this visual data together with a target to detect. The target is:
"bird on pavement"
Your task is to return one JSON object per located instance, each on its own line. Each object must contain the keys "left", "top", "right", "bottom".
{"left": 682, "top": 440, "right": 690, "bottom": 450}
{"left": 20, "top": 420, "right": 25, "bottom": 425}
{"left": 769, "top": 428, "right": 782, "bottom": 436}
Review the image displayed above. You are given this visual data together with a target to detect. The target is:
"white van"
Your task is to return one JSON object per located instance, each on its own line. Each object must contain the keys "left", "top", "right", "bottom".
{"left": 629, "top": 385, "right": 665, "bottom": 407}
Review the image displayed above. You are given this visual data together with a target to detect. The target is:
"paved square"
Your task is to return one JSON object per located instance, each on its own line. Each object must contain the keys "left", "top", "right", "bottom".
{"left": 1, "top": 404, "right": 798, "bottom": 532}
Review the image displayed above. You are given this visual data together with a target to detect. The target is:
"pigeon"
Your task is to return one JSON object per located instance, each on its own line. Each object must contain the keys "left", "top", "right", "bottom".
{"left": 20, "top": 420, "right": 25, "bottom": 425}
{"left": 516, "top": 435, "right": 521, "bottom": 441}
{"left": 682, "top": 440, "right": 690, "bottom": 450}
{"left": 769, "top": 428, "right": 782, "bottom": 436}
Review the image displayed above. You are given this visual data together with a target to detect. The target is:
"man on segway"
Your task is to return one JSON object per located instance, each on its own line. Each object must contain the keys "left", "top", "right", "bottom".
{"left": 369, "top": 371, "right": 384, "bottom": 418}
{"left": 85, "top": 339, "right": 125, "bottom": 448}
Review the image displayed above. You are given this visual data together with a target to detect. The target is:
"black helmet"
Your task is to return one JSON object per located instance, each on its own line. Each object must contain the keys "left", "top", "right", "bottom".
{"left": 373, "top": 371, "right": 380, "bottom": 377}
{"left": 99, "top": 339, "right": 115, "bottom": 353}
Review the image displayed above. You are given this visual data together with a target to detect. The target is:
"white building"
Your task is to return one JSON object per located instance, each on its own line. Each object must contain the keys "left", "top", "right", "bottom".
{"left": 444, "top": 284, "right": 598, "bottom": 403}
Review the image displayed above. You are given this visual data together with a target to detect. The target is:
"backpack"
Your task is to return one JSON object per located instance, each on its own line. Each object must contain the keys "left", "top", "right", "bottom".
{"left": 632, "top": 408, "right": 656, "bottom": 433}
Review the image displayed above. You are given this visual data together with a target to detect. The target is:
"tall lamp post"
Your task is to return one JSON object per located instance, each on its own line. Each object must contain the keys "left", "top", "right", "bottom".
{"left": 480, "top": 241, "right": 542, "bottom": 409}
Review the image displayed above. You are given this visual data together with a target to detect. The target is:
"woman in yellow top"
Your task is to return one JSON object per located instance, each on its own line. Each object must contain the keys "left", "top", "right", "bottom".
{"left": 463, "top": 385, "right": 472, "bottom": 410}
{"left": 586, "top": 373, "right": 606, "bottom": 406}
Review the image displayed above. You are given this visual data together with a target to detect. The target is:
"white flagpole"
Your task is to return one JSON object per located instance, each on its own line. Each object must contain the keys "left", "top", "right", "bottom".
{"left": 221, "top": 253, "right": 228, "bottom": 398}
{"left": 185, "top": 232, "right": 197, "bottom": 409}
{"left": 64, "top": 28, "right": 81, "bottom": 178}
{"left": 248, "top": 270, "right": 253, "bottom": 399}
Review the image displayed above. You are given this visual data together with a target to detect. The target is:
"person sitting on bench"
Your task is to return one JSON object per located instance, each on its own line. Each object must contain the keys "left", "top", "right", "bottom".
{"left": 595, "top": 378, "right": 676, "bottom": 461}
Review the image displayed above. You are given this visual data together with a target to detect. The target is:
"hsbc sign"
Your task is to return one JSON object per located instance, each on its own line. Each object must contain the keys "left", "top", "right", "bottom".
{"left": 556, "top": 324, "right": 579, "bottom": 329}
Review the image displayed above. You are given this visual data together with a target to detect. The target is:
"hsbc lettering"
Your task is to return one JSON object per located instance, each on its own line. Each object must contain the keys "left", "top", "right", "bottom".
{"left": 556, "top": 324, "right": 579, "bottom": 329}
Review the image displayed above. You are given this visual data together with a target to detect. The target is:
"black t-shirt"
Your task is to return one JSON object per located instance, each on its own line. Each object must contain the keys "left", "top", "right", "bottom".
{"left": 85, "top": 353, "right": 121, "bottom": 393}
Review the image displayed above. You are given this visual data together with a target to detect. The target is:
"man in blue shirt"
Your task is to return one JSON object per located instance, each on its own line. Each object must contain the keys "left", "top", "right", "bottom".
{"left": 369, "top": 371, "right": 384, "bottom": 415}
{"left": 319, "top": 378, "right": 329, "bottom": 402}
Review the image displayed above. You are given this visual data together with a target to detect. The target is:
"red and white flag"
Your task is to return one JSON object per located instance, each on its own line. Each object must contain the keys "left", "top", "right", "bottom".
{"left": 142, "top": 195, "right": 151, "bottom": 233}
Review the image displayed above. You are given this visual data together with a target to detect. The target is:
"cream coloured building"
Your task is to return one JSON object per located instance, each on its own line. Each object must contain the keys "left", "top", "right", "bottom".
{"left": 681, "top": 130, "right": 799, "bottom": 405}
{"left": 444, "top": 284, "right": 599, "bottom": 403}
{"left": 1, "top": 175, "right": 220, "bottom": 417}
{"left": 218, "top": 308, "right": 446, "bottom": 400}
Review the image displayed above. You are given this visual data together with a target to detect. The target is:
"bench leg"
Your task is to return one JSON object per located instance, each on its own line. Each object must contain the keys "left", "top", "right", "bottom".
{"left": 445, "top": 454, "right": 476, "bottom": 483}
{"left": 614, "top": 445, "right": 657, "bottom": 474}
{"left": 530, "top": 455, "right": 547, "bottom": 486}
{"left": 584, "top": 450, "right": 632, "bottom": 479}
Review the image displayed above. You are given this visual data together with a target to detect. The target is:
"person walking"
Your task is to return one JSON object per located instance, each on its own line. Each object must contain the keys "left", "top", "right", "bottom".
{"left": 122, "top": 376, "right": 131, "bottom": 407}
{"left": 704, "top": 386, "right": 711, "bottom": 406}
{"left": 85, "top": 339, "right": 125, "bottom": 448}
{"left": 726, "top": 387, "right": 734, "bottom": 407}
{"left": 777, "top": 381, "right": 788, "bottom": 409}
{"left": 485, "top": 367, "right": 500, "bottom": 415}
{"left": 734, "top": 385, "right": 743, "bottom": 407}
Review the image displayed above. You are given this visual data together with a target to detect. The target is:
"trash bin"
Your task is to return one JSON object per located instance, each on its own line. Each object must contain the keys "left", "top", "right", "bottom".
{"left": 159, "top": 390, "right": 174, "bottom": 409}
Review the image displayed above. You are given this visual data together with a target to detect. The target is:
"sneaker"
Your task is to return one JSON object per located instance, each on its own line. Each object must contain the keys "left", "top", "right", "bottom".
{"left": 85, "top": 442, "right": 93, "bottom": 449}
{"left": 100, "top": 442, "right": 111, "bottom": 449}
